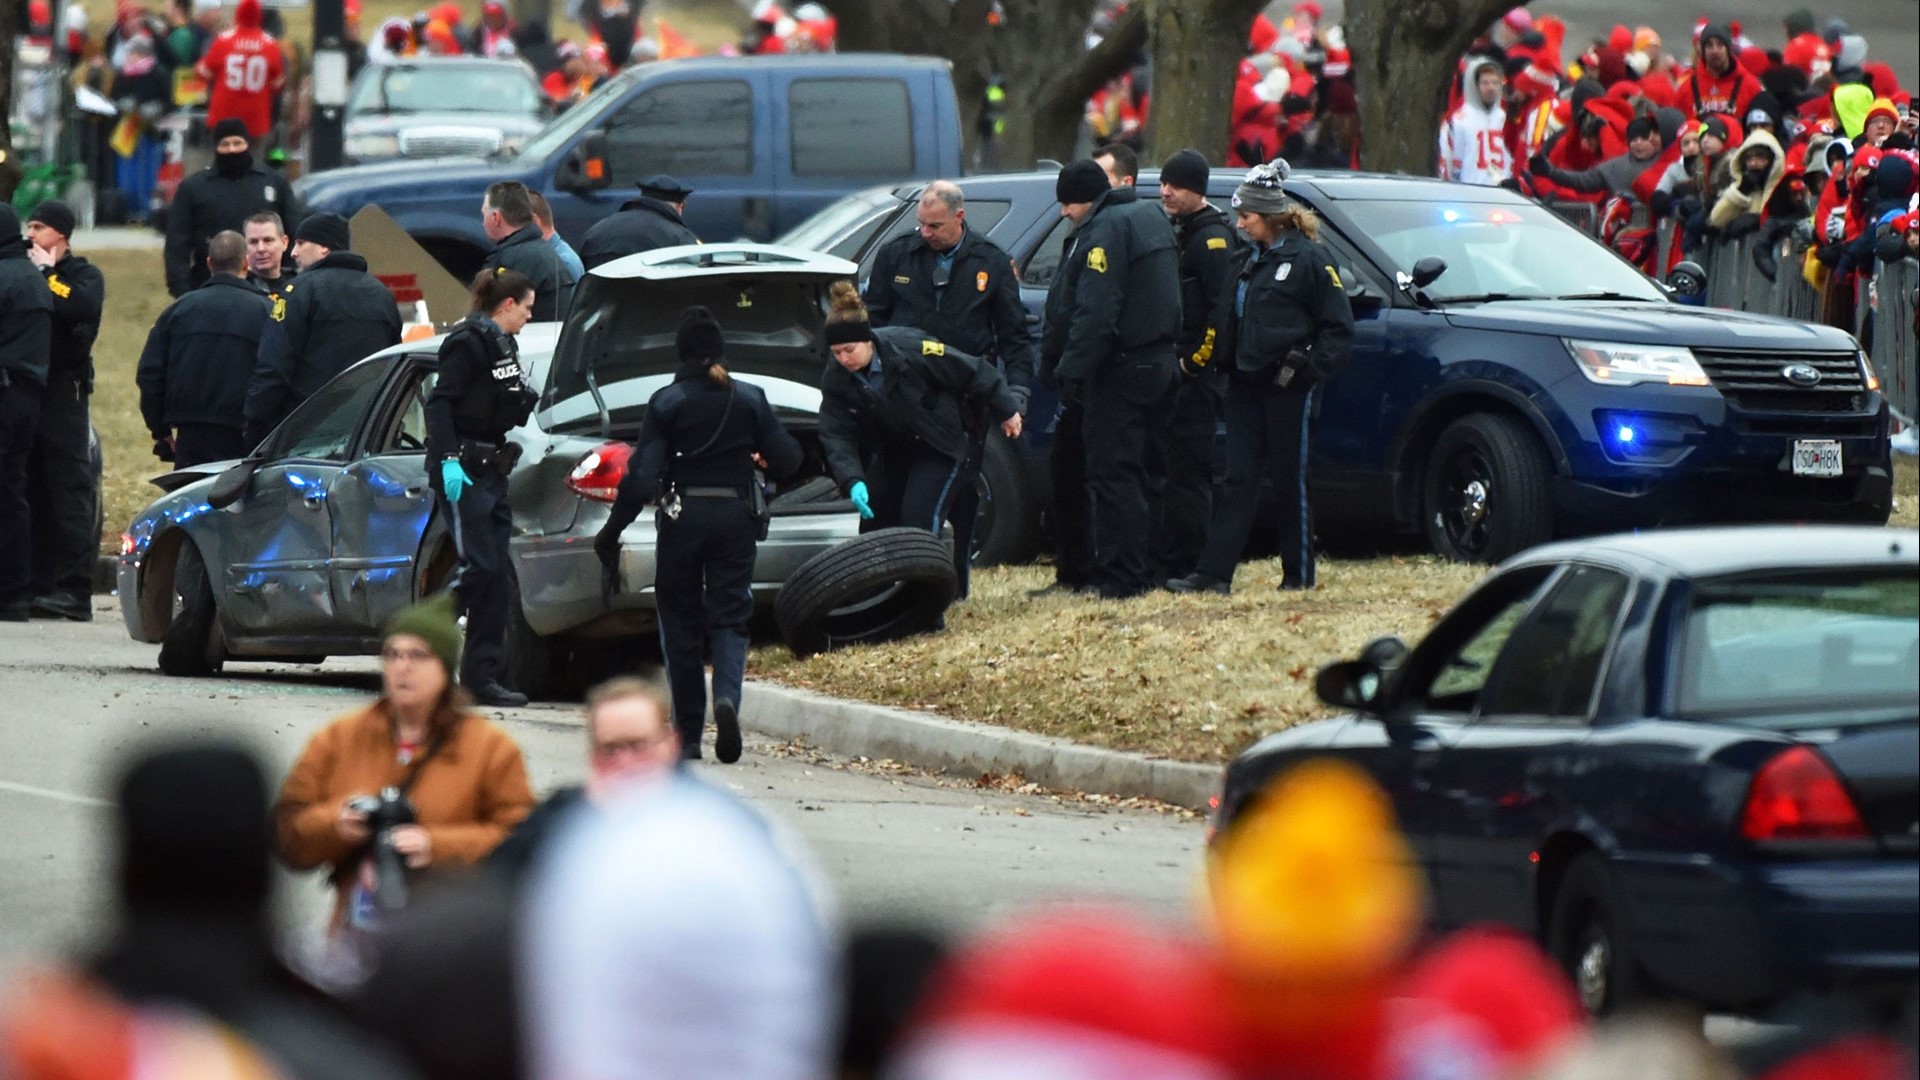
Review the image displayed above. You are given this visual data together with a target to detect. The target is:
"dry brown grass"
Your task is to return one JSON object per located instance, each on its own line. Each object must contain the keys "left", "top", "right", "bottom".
{"left": 89, "top": 245, "right": 176, "bottom": 551}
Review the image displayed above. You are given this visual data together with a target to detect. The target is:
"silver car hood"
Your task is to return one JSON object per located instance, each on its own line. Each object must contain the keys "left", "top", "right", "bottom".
{"left": 343, "top": 111, "right": 544, "bottom": 138}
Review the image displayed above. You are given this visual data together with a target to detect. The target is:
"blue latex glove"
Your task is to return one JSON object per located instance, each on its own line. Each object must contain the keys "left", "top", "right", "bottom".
{"left": 849, "top": 480, "right": 874, "bottom": 521}
{"left": 441, "top": 460, "right": 470, "bottom": 503}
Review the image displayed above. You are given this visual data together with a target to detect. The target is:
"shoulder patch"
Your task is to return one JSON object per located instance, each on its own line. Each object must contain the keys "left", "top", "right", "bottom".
{"left": 1086, "top": 246, "right": 1108, "bottom": 273}
{"left": 921, "top": 339, "right": 945, "bottom": 356}
{"left": 1326, "top": 266, "right": 1343, "bottom": 288}
{"left": 270, "top": 296, "right": 287, "bottom": 322}
{"left": 1206, "top": 236, "right": 1229, "bottom": 250}
{"left": 46, "top": 274, "right": 71, "bottom": 299}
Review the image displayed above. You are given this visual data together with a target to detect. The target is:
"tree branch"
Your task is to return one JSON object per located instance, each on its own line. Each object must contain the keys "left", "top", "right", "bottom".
{"left": 1037, "top": 4, "right": 1147, "bottom": 114}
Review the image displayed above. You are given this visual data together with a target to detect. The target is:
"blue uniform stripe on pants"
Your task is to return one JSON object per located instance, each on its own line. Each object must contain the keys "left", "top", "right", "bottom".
{"left": 929, "top": 458, "right": 963, "bottom": 534}
{"left": 1298, "top": 385, "right": 1316, "bottom": 587}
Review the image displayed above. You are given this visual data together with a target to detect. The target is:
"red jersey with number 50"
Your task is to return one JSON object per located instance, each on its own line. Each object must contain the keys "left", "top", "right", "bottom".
{"left": 197, "top": 0, "right": 284, "bottom": 138}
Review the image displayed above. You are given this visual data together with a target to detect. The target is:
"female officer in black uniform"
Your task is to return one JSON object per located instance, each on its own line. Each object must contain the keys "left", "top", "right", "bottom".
{"left": 817, "top": 281, "right": 1022, "bottom": 534}
{"left": 425, "top": 269, "right": 540, "bottom": 706}
{"left": 593, "top": 307, "right": 802, "bottom": 763}
{"left": 1167, "top": 160, "right": 1353, "bottom": 596}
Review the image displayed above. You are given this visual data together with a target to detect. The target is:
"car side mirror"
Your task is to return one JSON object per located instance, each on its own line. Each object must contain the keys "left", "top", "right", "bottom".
{"left": 1666, "top": 260, "right": 1707, "bottom": 297}
{"left": 205, "top": 456, "right": 264, "bottom": 510}
{"left": 1315, "top": 659, "right": 1386, "bottom": 713}
{"left": 557, "top": 130, "right": 611, "bottom": 193}
{"left": 1408, "top": 256, "right": 1448, "bottom": 289}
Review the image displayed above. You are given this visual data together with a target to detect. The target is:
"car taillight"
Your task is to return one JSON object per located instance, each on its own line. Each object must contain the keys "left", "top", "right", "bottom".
{"left": 1740, "top": 745, "right": 1870, "bottom": 842}
{"left": 567, "top": 443, "right": 632, "bottom": 502}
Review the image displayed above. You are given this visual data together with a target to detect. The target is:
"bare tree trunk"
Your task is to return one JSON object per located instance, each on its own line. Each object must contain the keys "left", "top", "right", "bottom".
{"left": 1142, "top": 0, "right": 1266, "bottom": 166}
{"left": 0, "top": 3, "right": 24, "bottom": 201}
{"left": 1345, "top": 0, "right": 1515, "bottom": 175}
{"left": 1030, "top": 4, "right": 1145, "bottom": 163}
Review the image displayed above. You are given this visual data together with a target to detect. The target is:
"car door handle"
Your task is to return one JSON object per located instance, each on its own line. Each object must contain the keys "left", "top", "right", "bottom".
{"left": 404, "top": 485, "right": 429, "bottom": 500}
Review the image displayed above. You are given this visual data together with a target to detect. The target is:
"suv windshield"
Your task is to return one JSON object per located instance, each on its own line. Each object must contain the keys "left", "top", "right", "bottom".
{"left": 349, "top": 63, "right": 542, "bottom": 117}
{"left": 1339, "top": 199, "right": 1666, "bottom": 304}
{"left": 505, "top": 68, "right": 640, "bottom": 162}
{"left": 1677, "top": 570, "right": 1919, "bottom": 722}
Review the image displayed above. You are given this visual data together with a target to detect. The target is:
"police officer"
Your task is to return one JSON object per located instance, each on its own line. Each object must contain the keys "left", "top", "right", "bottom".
{"left": 244, "top": 211, "right": 296, "bottom": 303}
{"left": 1039, "top": 158, "right": 1181, "bottom": 600}
{"left": 1152, "top": 150, "right": 1235, "bottom": 582}
{"left": 481, "top": 180, "right": 569, "bottom": 320}
{"left": 138, "top": 231, "right": 275, "bottom": 468}
{"left": 579, "top": 174, "right": 699, "bottom": 271}
{"left": 24, "top": 201, "right": 105, "bottom": 622}
{"left": 426, "top": 269, "right": 542, "bottom": 709}
{"left": 165, "top": 118, "right": 299, "bottom": 298}
{"left": 244, "top": 212, "right": 403, "bottom": 445}
{"left": 1168, "top": 160, "right": 1353, "bottom": 595}
{"left": 593, "top": 307, "right": 804, "bottom": 763}
{"left": 819, "top": 282, "right": 1022, "bottom": 536}
{"left": 0, "top": 205, "right": 54, "bottom": 622}
{"left": 864, "top": 180, "right": 1036, "bottom": 597}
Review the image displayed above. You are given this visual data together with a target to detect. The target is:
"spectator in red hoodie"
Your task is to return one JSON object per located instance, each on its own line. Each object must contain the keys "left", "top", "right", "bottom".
{"left": 1676, "top": 22, "right": 1763, "bottom": 121}
{"left": 196, "top": 0, "right": 285, "bottom": 142}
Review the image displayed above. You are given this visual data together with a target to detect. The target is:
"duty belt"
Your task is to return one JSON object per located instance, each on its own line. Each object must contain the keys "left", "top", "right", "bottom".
{"left": 458, "top": 438, "right": 521, "bottom": 472}
{"left": 678, "top": 485, "right": 747, "bottom": 499}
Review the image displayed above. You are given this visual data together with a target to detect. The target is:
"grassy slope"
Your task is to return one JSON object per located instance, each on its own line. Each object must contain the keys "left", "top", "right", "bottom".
{"left": 89, "top": 243, "right": 1920, "bottom": 761}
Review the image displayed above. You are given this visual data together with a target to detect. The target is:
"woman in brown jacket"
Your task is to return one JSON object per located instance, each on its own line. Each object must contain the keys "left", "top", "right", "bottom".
{"left": 275, "top": 592, "right": 534, "bottom": 932}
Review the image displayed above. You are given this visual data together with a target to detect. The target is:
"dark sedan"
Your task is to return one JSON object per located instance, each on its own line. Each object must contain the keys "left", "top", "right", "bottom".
{"left": 1213, "top": 525, "right": 1918, "bottom": 1017}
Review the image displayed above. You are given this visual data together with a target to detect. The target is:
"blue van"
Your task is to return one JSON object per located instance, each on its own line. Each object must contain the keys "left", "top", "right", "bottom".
{"left": 296, "top": 54, "right": 963, "bottom": 280}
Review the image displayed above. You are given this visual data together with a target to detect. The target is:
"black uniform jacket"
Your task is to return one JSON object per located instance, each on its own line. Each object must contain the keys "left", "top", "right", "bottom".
{"left": 1171, "top": 204, "right": 1236, "bottom": 374}
{"left": 863, "top": 224, "right": 1037, "bottom": 404}
{"left": 613, "top": 366, "right": 803, "bottom": 511}
{"left": 164, "top": 161, "right": 299, "bottom": 297}
{"left": 818, "top": 325, "right": 1020, "bottom": 494}
{"left": 482, "top": 224, "right": 569, "bottom": 322}
{"left": 250, "top": 268, "right": 297, "bottom": 303}
{"left": 244, "top": 252, "right": 403, "bottom": 443}
{"left": 424, "top": 315, "right": 535, "bottom": 466}
{"left": 579, "top": 197, "right": 700, "bottom": 271}
{"left": 0, "top": 235, "right": 53, "bottom": 389}
{"left": 138, "top": 275, "right": 273, "bottom": 433}
{"left": 1211, "top": 232, "right": 1355, "bottom": 383}
{"left": 42, "top": 253, "right": 105, "bottom": 391}
{"left": 1039, "top": 185, "right": 1182, "bottom": 396}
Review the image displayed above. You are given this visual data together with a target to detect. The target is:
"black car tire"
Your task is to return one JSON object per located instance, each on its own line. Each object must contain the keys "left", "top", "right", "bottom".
{"left": 775, "top": 528, "right": 957, "bottom": 659}
{"left": 971, "top": 431, "right": 1038, "bottom": 566}
{"left": 1548, "top": 852, "right": 1645, "bottom": 1016}
{"left": 1423, "top": 413, "right": 1552, "bottom": 564}
{"left": 501, "top": 568, "right": 559, "bottom": 700}
{"left": 771, "top": 476, "right": 842, "bottom": 508}
{"left": 158, "top": 542, "right": 225, "bottom": 677}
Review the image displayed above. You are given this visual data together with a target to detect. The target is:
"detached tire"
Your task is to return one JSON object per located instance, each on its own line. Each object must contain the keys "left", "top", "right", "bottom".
{"left": 1422, "top": 412, "right": 1552, "bottom": 563}
{"left": 771, "top": 476, "right": 841, "bottom": 508}
{"left": 776, "top": 528, "right": 958, "bottom": 658}
{"left": 1548, "top": 853, "right": 1645, "bottom": 1017}
{"left": 158, "top": 542, "right": 225, "bottom": 677}
{"left": 970, "top": 431, "right": 1038, "bottom": 566}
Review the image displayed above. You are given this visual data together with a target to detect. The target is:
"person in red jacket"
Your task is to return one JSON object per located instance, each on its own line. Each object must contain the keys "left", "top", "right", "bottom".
{"left": 196, "top": 0, "right": 285, "bottom": 141}
{"left": 1675, "top": 22, "right": 1762, "bottom": 120}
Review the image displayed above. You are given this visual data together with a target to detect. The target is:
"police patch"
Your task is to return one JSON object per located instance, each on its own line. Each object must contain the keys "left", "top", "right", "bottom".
{"left": 46, "top": 274, "right": 71, "bottom": 299}
{"left": 270, "top": 296, "right": 287, "bottom": 322}
{"left": 1206, "top": 237, "right": 1228, "bottom": 250}
{"left": 1326, "top": 266, "right": 1343, "bottom": 288}
{"left": 976, "top": 271, "right": 989, "bottom": 292}
{"left": 1275, "top": 263, "right": 1292, "bottom": 282}
{"left": 922, "top": 339, "right": 945, "bottom": 356}
{"left": 1087, "top": 246, "right": 1108, "bottom": 273}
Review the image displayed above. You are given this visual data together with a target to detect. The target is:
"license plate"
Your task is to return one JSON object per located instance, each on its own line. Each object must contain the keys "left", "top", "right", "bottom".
{"left": 1791, "top": 439, "right": 1843, "bottom": 477}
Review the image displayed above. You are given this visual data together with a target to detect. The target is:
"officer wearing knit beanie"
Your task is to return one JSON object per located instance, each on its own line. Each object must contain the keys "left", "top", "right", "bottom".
{"left": 595, "top": 305, "right": 806, "bottom": 763}
{"left": 163, "top": 111, "right": 296, "bottom": 297}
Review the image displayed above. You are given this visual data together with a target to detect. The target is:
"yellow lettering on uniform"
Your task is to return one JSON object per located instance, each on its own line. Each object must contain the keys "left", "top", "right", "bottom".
{"left": 1326, "top": 266, "right": 1343, "bottom": 288}
{"left": 270, "top": 296, "right": 287, "bottom": 322}
{"left": 1086, "top": 246, "right": 1108, "bottom": 273}
{"left": 921, "top": 339, "right": 945, "bottom": 356}
{"left": 1206, "top": 237, "right": 1228, "bottom": 250}
{"left": 894, "top": 275, "right": 911, "bottom": 284}
{"left": 46, "top": 274, "right": 71, "bottom": 299}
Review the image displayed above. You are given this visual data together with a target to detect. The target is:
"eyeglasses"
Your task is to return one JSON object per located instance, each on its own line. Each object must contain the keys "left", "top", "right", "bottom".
{"left": 381, "top": 646, "right": 438, "bottom": 665}
{"left": 592, "top": 730, "right": 675, "bottom": 759}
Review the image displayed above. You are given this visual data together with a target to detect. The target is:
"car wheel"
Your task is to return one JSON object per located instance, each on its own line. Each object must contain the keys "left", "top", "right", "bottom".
{"left": 1422, "top": 413, "right": 1552, "bottom": 563}
{"left": 971, "top": 431, "right": 1038, "bottom": 566}
{"left": 1547, "top": 853, "right": 1644, "bottom": 1016}
{"left": 770, "top": 476, "right": 842, "bottom": 508}
{"left": 775, "top": 528, "right": 958, "bottom": 659}
{"left": 501, "top": 568, "right": 559, "bottom": 700}
{"left": 157, "top": 542, "right": 225, "bottom": 677}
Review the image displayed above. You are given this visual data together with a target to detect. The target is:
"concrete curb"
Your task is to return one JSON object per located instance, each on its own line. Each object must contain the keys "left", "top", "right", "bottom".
{"left": 739, "top": 679, "right": 1219, "bottom": 813}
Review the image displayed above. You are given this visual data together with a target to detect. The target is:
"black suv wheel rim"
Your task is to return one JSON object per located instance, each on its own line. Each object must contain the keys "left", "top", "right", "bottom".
{"left": 1437, "top": 448, "right": 1494, "bottom": 557}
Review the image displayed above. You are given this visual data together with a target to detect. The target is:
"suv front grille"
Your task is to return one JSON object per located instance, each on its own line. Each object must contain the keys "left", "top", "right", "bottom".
{"left": 1694, "top": 351, "right": 1868, "bottom": 416}
{"left": 399, "top": 130, "right": 500, "bottom": 158}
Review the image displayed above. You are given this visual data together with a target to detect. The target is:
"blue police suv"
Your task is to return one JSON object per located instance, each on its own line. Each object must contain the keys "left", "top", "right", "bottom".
{"left": 791, "top": 171, "right": 1893, "bottom": 563}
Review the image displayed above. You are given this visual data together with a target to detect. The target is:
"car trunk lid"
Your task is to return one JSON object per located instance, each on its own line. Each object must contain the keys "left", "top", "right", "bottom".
{"left": 1814, "top": 723, "right": 1920, "bottom": 855}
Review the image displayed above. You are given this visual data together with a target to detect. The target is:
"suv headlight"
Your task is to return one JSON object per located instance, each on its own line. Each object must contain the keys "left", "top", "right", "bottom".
{"left": 1565, "top": 340, "right": 1710, "bottom": 387}
{"left": 344, "top": 133, "right": 401, "bottom": 160}
{"left": 1858, "top": 350, "right": 1881, "bottom": 391}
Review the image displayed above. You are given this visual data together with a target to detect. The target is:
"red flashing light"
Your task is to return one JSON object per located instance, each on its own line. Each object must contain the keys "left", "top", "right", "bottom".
{"left": 1740, "top": 746, "right": 1869, "bottom": 843}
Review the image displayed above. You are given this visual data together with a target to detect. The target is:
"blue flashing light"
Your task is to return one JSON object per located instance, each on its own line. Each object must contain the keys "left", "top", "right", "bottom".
{"left": 1442, "top": 208, "right": 1461, "bottom": 223}
{"left": 1615, "top": 424, "right": 1637, "bottom": 445}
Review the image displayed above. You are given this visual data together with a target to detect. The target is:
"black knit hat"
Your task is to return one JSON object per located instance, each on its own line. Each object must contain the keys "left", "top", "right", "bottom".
{"left": 117, "top": 744, "right": 272, "bottom": 919}
{"left": 1160, "top": 148, "right": 1210, "bottom": 194}
{"left": 295, "top": 211, "right": 351, "bottom": 251}
{"left": 1055, "top": 159, "right": 1110, "bottom": 205}
{"left": 676, "top": 305, "right": 725, "bottom": 362}
{"left": 211, "top": 117, "right": 251, "bottom": 144}
{"left": 28, "top": 199, "right": 76, "bottom": 239}
{"left": 823, "top": 318, "right": 876, "bottom": 348}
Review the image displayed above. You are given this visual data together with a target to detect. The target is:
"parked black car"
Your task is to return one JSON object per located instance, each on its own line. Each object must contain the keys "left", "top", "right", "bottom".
{"left": 1212, "top": 525, "right": 1918, "bottom": 1016}
{"left": 782, "top": 172, "right": 1894, "bottom": 565}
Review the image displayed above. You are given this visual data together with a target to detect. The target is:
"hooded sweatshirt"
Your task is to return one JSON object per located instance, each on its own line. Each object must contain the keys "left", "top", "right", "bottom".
{"left": 1678, "top": 22, "right": 1763, "bottom": 120}
{"left": 1440, "top": 57, "right": 1510, "bottom": 185}
{"left": 195, "top": 0, "right": 285, "bottom": 139}
{"left": 1832, "top": 83, "right": 1875, "bottom": 140}
{"left": 1710, "top": 128, "right": 1787, "bottom": 227}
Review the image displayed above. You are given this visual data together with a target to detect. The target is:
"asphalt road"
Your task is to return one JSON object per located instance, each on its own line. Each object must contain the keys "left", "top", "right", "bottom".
{"left": 0, "top": 598, "right": 1204, "bottom": 982}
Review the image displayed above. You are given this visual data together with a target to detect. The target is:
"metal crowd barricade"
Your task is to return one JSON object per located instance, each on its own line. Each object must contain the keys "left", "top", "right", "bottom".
{"left": 1705, "top": 236, "right": 1753, "bottom": 310}
{"left": 1873, "top": 257, "right": 1918, "bottom": 422}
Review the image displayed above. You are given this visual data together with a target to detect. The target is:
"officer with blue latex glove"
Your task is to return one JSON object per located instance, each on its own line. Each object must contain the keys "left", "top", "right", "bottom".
{"left": 849, "top": 480, "right": 873, "bottom": 520}
{"left": 424, "top": 269, "right": 540, "bottom": 708}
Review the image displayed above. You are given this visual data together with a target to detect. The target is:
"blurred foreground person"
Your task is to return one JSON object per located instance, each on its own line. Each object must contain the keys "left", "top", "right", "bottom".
{"left": 523, "top": 774, "right": 835, "bottom": 1080}
{"left": 275, "top": 593, "right": 533, "bottom": 939}
{"left": 1387, "top": 928, "right": 1584, "bottom": 1080}
{"left": 837, "top": 925, "right": 951, "bottom": 1080}
{"left": 0, "top": 744, "right": 418, "bottom": 1080}
{"left": 1525, "top": 1016, "right": 1741, "bottom": 1080}
{"left": 488, "top": 675, "right": 681, "bottom": 879}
